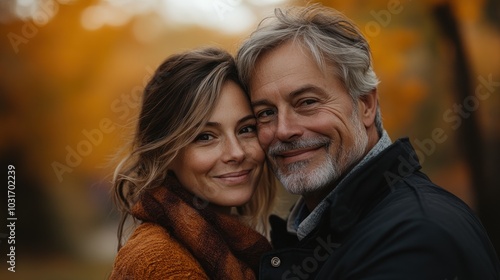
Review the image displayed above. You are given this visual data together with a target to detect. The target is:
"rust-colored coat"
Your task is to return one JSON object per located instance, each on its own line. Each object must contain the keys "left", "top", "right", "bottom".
{"left": 110, "top": 222, "right": 209, "bottom": 279}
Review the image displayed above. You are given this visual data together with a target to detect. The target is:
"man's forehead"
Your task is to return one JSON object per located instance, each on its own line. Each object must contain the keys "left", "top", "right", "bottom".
{"left": 248, "top": 43, "right": 335, "bottom": 99}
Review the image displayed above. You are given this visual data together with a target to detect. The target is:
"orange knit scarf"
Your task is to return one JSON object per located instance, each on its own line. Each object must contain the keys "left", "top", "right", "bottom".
{"left": 131, "top": 176, "right": 271, "bottom": 279}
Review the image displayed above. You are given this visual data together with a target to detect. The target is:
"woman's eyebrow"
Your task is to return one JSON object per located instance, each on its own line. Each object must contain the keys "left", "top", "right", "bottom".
{"left": 238, "top": 114, "right": 256, "bottom": 125}
{"left": 204, "top": 114, "right": 255, "bottom": 128}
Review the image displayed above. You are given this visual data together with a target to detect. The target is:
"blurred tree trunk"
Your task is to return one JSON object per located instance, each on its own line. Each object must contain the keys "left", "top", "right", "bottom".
{"left": 433, "top": 3, "right": 500, "bottom": 256}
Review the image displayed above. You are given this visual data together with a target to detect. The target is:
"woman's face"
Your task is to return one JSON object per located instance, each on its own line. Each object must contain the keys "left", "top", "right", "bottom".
{"left": 169, "top": 81, "right": 264, "bottom": 211}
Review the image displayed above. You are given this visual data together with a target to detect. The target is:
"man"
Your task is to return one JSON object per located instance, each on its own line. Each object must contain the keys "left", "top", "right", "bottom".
{"left": 236, "top": 4, "right": 500, "bottom": 279}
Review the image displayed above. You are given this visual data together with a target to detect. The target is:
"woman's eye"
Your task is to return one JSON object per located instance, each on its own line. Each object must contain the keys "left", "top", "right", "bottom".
{"left": 194, "top": 133, "right": 214, "bottom": 142}
{"left": 240, "top": 125, "right": 257, "bottom": 134}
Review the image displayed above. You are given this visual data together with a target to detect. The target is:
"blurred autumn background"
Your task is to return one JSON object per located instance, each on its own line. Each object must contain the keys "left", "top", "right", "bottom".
{"left": 0, "top": 0, "right": 499, "bottom": 279}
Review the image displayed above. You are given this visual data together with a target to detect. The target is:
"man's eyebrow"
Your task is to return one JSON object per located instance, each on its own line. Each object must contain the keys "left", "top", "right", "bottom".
{"left": 289, "top": 84, "right": 325, "bottom": 98}
{"left": 251, "top": 84, "right": 325, "bottom": 107}
{"left": 251, "top": 99, "right": 272, "bottom": 108}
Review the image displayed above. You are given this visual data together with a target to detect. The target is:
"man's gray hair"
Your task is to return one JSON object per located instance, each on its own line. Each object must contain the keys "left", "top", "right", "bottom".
{"left": 236, "top": 4, "right": 383, "bottom": 134}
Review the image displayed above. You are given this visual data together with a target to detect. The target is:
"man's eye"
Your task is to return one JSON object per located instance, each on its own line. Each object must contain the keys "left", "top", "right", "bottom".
{"left": 257, "top": 109, "right": 275, "bottom": 119}
{"left": 300, "top": 99, "right": 317, "bottom": 106}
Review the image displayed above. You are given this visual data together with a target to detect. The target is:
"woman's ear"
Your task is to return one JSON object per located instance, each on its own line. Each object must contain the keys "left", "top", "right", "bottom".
{"left": 358, "top": 89, "right": 378, "bottom": 128}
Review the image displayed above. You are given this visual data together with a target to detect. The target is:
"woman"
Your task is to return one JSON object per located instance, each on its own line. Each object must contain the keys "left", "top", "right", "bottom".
{"left": 110, "top": 48, "right": 276, "bottom": 279}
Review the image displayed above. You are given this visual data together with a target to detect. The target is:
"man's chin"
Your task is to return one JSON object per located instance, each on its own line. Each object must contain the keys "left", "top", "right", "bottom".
{"left": 274, "top": 159, "right": 310, "bottom": 173}
{"left": 276, "top": 172, "right": 323, "bottom": 195}
{"left": 275, "top": 163, "right": 339, "bottom": 195}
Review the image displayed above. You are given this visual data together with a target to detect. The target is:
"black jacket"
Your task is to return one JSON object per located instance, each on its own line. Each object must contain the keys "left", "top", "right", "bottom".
{"left": 260, "top": 138, "right": 500, "bottom": 279}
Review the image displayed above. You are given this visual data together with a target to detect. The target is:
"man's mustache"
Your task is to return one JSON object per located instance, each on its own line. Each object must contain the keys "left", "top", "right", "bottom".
{"left": 267, "top": 137, "right": 331, "bottom": 158}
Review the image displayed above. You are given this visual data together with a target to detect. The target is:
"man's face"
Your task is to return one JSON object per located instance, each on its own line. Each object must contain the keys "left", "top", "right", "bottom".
{"left": 249, "top": 41, "right": 372, "bottom": 195}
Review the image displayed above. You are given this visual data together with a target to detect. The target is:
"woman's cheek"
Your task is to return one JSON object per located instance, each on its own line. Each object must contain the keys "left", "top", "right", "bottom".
{"left": 256, "top": 126, "right": 274, "bottom": 153}
{"left": 243, "top": 138, "right": 266, "bottom": 163}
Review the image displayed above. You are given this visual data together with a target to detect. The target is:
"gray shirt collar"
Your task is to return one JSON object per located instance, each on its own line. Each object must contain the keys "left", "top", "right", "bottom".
{"left": 286, "top": 130, "right": 392, "bottom": 240}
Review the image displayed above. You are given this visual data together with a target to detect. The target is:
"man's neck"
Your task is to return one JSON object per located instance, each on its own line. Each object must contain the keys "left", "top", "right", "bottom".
{"left": 303, "top": 184, "right": 336, "bottom": 212}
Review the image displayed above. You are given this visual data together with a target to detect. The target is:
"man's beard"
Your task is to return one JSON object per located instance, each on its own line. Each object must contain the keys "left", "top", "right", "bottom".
{"left": 267, "top": 113, "right": 368, "bottom": 195}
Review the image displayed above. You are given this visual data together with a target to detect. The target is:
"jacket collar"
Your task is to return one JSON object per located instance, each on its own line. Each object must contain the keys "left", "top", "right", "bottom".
{"left": 326, "top": 137, "right": 421, "bottom": 240}
{"left": 289, "top": 130, "right": 392, "bottom": 239}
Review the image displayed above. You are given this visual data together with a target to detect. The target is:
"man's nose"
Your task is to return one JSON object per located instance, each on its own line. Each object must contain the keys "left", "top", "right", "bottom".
{"left": 275, "top": 110, "right": 303, "bottom": 142}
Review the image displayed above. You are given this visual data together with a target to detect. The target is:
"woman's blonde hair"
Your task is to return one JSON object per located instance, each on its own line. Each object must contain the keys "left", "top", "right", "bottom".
{"left": 113, "top": 47, "right": 276, "bottom": 249}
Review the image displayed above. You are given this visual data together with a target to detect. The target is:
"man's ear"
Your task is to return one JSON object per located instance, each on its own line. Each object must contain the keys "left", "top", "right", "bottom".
{"left": 358, "top": 89, "right": 378, "bottom": 128}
